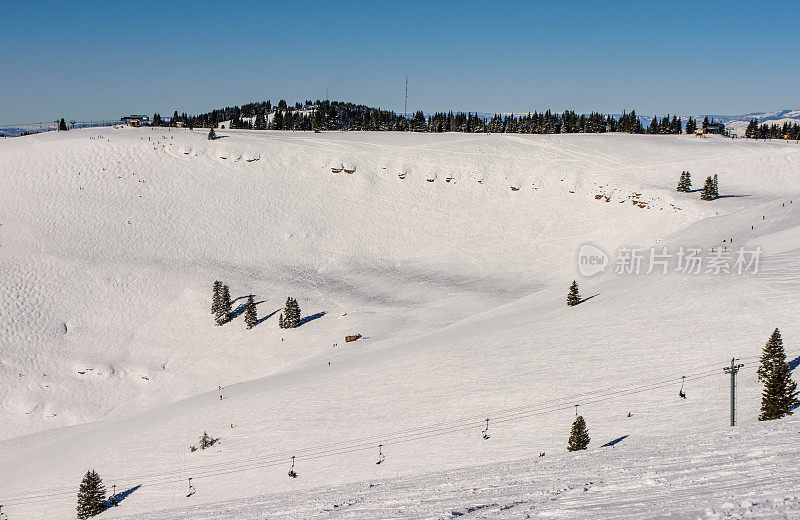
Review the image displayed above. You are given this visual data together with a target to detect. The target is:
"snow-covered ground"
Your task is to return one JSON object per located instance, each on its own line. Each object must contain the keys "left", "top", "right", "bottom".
{"left": 98, "top": 417, "right": 800, "bottom": 519}
{"left": 1, "top": 128, "right": 799, "bottom": 519}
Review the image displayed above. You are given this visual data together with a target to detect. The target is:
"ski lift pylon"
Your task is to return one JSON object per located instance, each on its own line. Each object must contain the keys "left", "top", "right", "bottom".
{"left": 186, "top": 478, "right": 195, "bottom": 498}
{"left": 679, "top": 375, "right": 687, "bottom": 399}
{"left": 376, "top": 444, "right": 385, "bottom": 465}
{"left": 482, "top": 418, "right": 490, "bottom": 440}
{"left": 288, "top": 455, "right": 298, "bottom": 478}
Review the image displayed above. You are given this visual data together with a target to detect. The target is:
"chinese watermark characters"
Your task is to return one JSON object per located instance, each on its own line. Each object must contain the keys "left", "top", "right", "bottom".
{"left": 578, "top": 245, "right": 761, "bottom": 277}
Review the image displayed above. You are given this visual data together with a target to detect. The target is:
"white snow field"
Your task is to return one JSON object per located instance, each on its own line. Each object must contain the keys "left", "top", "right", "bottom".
{"left": 1, "top": 128, "right": 800, "bottom": 519}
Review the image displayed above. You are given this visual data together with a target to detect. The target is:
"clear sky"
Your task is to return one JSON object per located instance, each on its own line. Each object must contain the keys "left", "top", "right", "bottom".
{"left": 1, "top": 0, "right": 798, "bottom": 123}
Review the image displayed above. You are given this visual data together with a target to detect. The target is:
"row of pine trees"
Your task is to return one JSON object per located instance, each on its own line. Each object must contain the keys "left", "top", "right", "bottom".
{"left": 212, "top": 281, "right": 301, "bottom": 329}
{"left": 744, "top": 119, "right": 800, "bottom": 140}
{"left": 155, "top": 99, "right": 708, "bottom": 135}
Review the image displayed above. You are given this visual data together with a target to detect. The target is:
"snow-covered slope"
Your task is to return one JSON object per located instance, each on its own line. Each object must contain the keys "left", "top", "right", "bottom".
{"left": 1, "top": 128, "right": 799, "bottom": 519}
{"left": 92, "top": 416, "right": 800, "bottom": 519}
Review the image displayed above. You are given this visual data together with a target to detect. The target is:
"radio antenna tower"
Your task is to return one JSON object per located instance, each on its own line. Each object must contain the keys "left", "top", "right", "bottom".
{"left": 404, "top": 76, "right": 408, "bottom": 118}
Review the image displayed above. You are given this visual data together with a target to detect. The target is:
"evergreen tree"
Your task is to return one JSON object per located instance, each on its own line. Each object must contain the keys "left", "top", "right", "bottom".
{"left": 216, "top": 284, "right": 231, "bottom": 325}
{"left": 567, "top": 415, "right": 590, "bottom": 451}
{"left": 199, "top": 431, "right": 213, "bottom": 449}
{"left": 758, "top": 329, "right": 788, "bottom": 382}
{"left": 254, "top": 112, "right": 266, "bottom": 130}
{"left": 756, "top": 329, "right": 799, "bottom": 420}
{"left": 700, "top": 176, "right": 716, "bottom": 200}
{"left": 207, "top": 127, "right": 216, "bottom": 140}
{"left": 684, "top": 171, "right": 692, "bottom": 191}
{"left": 280, "top": 297, "right": 301, "bottom": 328}
{"left": 760, "top": 361, "right": 799, "bottom": 421}
{"left": 272, "top": 109, "right": 284, "bottom": 130}
{"left": 671, "top": 115, "right": 681, "bottom": 134}
{"left": 677, "top": 171, "right": 687, "bottom": 192}
{"left": 648, "top": 115, "right": 659, "bottom": 134}
{"left": 59, "top": 118, "right": 68, "bottom": 131}
{"left": 211, "top": 280, "right": 222, "bottom": 315}
{"left": 745, "top": 118, "right": 759, "bottom": 138}
{"left": 566, "top": 281, "right": 581, "bottom": 307}
{"left": 712, "top": 174, "right": 719, "bottom": 198}
{"left": 244, "top": 294, "right": 258, "bottom": 329}
{"left": 76, "top": 470, "right": 106, "bottom": 519}
{"left": 685, "top": 117, "right": 697, "bottom": 134}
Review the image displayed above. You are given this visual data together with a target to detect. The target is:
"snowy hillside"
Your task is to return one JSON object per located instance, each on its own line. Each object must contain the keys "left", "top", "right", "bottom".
{"left": 1, "top": 128, "right": 800, "bottom": 519}
{"left": 86, "top": 416, "right": 800, "bottom": 519}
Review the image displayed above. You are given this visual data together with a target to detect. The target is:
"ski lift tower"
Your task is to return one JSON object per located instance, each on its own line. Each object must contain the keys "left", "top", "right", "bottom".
{"left": 723, "top": 358, "right": 744, "bottom": 426}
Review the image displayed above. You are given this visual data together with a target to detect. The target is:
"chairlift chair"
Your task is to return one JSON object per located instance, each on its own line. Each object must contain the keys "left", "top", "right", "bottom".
{"left": 482, "top": 418, "right": 490, "bottom": 440}
{"left": 376, "top": 444, "right": 385, "bottom": 465}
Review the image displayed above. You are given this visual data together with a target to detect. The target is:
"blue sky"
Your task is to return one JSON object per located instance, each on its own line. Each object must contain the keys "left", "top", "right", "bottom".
{"left": 1, "top": 0, "right": 798, "bottom": 123}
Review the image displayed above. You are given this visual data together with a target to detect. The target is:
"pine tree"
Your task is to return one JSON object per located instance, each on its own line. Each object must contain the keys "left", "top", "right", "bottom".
{"left": 677, "top": 171, "right": 687, "bottom": 192}
{"left": 760, "top": 360, "right": 799, "bottom": 421}
{"left": 757, "top": 329, "right": 799, "bottom": 421}
{"left": 684, "top": 171, "right": 692, "bottom": 191}
{"left": 76, "top": 470, "right": 106, "bottom": 519}
{"left": 278, "top": 313, "right": 285, "bottom": 329}
{"left": 660, "top": 115, "right": 670, "bottom": 134}
{"left": 567, "top": 415, "right": 590, "bottom": 451}
{"left": 207, "top": 127, "right": 216, "bottom": 140}
{"left": 199, "top": 431, "right": 213, "bottom": 449}
{"left": 216, "top": 284, "right": 231, "bottom": 325}
{"left": 685, "top": 117, "right": 697, "bottom": 134}
{"left": 211, "top": 281, "right": 222, "bottom": 315}
{"left": 244, "top": 294, "right": 258, "bottom": 329}
{"left": 758, "top": 329, "right": 787, "bottom": 382}
{"left": 254, "top": 112, "right": 266, "bottom": 130}
{"left": 281, "top": 297, "right": 302, "bottom": 328}
{"left": 712, "top": 174, "right": 719, "bottom": 198}
{"left": 566, "top": 281, "right": 581, "bottom": 307}
{"left": 700, "top": 176, "right": 716, "bottom": 200}
{"left": 59, "top": 118, "right": 68, "bottom": 131}
{"left": 648, "top": 115, "right": 659, "bottom": 134}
